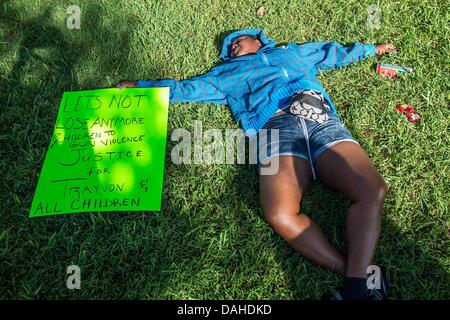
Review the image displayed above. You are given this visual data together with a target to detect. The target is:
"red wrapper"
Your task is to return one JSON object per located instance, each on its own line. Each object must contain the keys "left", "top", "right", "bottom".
{"left": 396, "top": 103, "right": 421, "bottom": 123}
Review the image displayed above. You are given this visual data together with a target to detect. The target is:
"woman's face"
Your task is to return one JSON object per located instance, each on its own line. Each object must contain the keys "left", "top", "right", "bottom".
{"left": 230, "top": 35, "right": 262, "bottom": 58}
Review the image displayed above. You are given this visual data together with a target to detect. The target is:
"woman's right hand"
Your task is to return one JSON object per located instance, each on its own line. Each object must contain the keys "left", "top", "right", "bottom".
{"left": 117, "top": 81, "right": 137, "bottom": 89}
{"left": 376, "top": 43, "right": 397, "bottom": 56}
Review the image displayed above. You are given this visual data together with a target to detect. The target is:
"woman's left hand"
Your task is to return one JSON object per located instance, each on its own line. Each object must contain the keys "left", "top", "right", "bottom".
{"left": 376, "top": 43, "right": 397, "bottom": 56}
{"left": 117, "top": 81, "right": 137, "bottom": 89}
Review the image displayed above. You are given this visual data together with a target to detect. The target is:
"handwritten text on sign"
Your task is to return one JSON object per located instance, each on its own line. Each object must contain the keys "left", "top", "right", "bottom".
{"left": 30, "top": 88, "right": 169, "bottom": 217}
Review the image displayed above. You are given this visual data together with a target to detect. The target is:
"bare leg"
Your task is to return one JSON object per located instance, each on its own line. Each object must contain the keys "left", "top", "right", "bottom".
{"left": 260, "top": 155, "right": 346, "bottom": 273}
{"left": 314, "top": 142, "right": 388, "bottom": 278}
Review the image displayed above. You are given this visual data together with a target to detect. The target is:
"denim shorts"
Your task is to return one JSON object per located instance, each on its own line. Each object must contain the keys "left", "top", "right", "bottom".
{"left": 255, "top": 111, "right": 359, "bottom": 179}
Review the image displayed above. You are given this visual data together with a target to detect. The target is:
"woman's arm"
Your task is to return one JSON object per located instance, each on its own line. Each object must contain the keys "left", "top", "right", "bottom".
{"left": 117, "top": 67, "right": 227, "bottom": 105}
{"left": 290, "top": 41, "right": 396, "bottom": 73}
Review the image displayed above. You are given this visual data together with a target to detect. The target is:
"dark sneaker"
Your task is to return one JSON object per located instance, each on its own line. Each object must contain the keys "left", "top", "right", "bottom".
{"left": 322, "top": 290, "right": 344, "bottom": 300}
{"left": 366, "top": 267, "right": 389, "bottom": 300}
{"left": 323, "top": 267, "right": 390, "bottom": 301}
{"left": 322, "top": 290, "right": 372, "bottom": 300}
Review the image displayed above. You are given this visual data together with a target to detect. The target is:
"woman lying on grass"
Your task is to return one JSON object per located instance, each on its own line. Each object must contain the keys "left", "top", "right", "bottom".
{"left": 118, "top": 29, "right": 396, "bottom": 300}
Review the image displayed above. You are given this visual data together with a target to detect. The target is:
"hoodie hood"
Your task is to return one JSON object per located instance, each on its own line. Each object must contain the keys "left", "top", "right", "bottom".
{"left": 219, "top": 28, "right": 276, "bottom": 61}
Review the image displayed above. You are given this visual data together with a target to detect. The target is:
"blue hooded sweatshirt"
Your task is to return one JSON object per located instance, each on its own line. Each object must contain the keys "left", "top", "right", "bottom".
{"left": 137, "top": 29, "right": 376, "bottom": 138}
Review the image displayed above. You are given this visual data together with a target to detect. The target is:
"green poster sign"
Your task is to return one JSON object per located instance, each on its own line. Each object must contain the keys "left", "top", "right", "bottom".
{"left": 29, "top": 87, "right": 169, "bottom": 217}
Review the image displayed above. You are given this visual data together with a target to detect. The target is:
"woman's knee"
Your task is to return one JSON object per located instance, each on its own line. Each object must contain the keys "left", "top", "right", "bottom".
{"left": 263, "top": 206, "right": 302, "bottom": 229}
{"left": 356, "top": 177, "right": 388, "bottom": 206}
{"left": 263, "top": 207, "right": 312, "bottom": 241}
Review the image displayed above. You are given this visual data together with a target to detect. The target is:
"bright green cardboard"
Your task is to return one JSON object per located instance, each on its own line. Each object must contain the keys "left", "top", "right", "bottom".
{"left": 29, "top": 87, "right": 169, "bottom": 217}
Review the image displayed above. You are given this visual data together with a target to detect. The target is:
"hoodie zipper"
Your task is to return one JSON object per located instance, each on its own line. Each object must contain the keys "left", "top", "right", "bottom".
{"left": 260, "top": 52, "right": 269, "bottom": 65}
{"left": 261, "top": 52, "right": 290, "bottom": 80}
{"left": 281, "top": 67, "right": 289, "bottom": 79}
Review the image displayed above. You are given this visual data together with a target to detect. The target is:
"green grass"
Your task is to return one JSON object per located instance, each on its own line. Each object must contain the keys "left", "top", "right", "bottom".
{"left": 0, "top": 0, "right": 449, "bottom": 299}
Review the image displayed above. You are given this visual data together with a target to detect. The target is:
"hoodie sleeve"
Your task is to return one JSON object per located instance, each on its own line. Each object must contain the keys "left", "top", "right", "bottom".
{"left": 136, "top": 67, "right": 227, "bottom": 105}
{"left": 290, "top": 42, "right": 377, "bottom": 73}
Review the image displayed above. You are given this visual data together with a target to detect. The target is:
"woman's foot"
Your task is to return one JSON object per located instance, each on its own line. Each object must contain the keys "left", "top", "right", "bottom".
{"left": 322, "top": 268, "right": 389, "bottom": 300}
